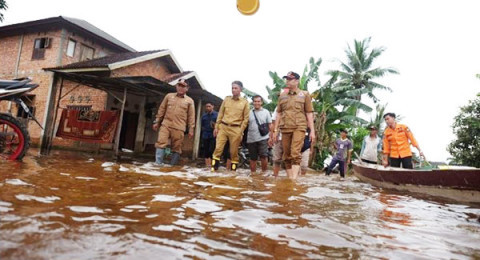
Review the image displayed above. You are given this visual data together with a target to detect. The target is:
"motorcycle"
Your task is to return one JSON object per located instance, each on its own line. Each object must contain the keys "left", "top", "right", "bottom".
{"left": 0, "top": 78, "right": 41, "bottom": 160}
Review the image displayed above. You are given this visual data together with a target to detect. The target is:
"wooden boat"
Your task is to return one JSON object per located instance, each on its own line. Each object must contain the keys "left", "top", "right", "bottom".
{"left": 352, "top": 161, "right": 480, "bottom": 203}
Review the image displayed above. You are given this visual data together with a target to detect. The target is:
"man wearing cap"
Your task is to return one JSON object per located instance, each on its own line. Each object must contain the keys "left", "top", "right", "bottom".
{"left": 211, "top": 81, "right": 250, "bottom": 171}
{"left": 153, "top": 79, "right": 195, "bottom": 165}
{"left": 360, "top": 125, "right": 382, "bottom": 164}
{"left": 272, "top": 72, "right": 315, "bottom": 180}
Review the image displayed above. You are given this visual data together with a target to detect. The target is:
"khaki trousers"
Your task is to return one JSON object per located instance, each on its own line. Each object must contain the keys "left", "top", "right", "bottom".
{"left": 281, "top": 129, "right": 306, "bottom": 169}
{"left": 212, "top": 124, "right": 243, "bottom": 164}
{"left": 155, "top": 126, "right": 185, "bottom": 154}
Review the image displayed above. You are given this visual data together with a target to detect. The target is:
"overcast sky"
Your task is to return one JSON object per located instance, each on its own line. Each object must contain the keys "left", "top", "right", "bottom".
{"left": 3, "top": 0, "right": 479, "bottom": 162}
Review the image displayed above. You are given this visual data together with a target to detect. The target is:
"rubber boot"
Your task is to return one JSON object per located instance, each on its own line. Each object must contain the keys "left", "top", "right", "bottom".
{"left": 211, "top": 159, "right": 220, "bottom": 172}
{"left": 155, "top": 148, "right": 165, "bottom": 165}
{"left": 170, "top": 152, "right": 180, "bottom": 165}
{"left": 231, "top": 163, "right": 238, "bottom": 172}
{"left": 291, "top": 165, "right": 300, "bottom": 180}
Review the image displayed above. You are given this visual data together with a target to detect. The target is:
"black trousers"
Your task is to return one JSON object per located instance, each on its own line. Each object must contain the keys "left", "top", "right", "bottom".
{"left": 389, "top": 156, "right": 413, "bottom": 169}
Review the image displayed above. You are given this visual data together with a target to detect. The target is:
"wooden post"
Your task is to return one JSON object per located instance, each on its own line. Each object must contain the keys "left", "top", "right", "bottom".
{"left": 40, "top": 75, "right": 62, "bottom": 155}
{"left": 192, "top": 98, "right": 202, "bottom": 160}
{"left": 134, "top": 95, "right": 147, "bottom": 153}
{"left": 114, "top": 88, "right": 127, "bottom": 157}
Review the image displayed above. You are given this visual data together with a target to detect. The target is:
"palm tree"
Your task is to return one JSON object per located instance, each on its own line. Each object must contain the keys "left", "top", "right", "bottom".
{"left": 243, "top": 57, "right": 372, "bottom": 168}
{"left": 328, "top": 37, "right": 399, "bottom": 103}
{"left": 0, "top": 0, "right": 7, "bottom": 22}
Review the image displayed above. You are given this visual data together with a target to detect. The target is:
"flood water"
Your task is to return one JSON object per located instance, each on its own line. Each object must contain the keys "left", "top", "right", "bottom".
{"left": 1, "top": 150, "right": 479, "bottom": 259}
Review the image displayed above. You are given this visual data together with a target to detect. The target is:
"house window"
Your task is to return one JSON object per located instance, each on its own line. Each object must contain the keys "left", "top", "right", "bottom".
{"left": 32, "top": 38, "right": 50, "bottom": 60}
{"left": 80, "top": 44, "right": 95, "bottom": 61}
{"left": 66, "top": 39, "right": 76, "bottom": 57}
{"left": 16, "top": 96, "right": 36, "bottom": 119}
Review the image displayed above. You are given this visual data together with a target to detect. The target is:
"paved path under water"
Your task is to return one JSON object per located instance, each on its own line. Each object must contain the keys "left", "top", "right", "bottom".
{"left": 1, "top": 150, "right": 479, "bottom": 259}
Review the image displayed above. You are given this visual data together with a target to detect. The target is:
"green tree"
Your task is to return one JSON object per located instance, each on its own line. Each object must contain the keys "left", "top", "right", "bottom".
{"left": 0, "top": 0, "right": 7, "bottom": 22}
{"left": 447, "top": 94, "right": 480, "bottom": 167}
{"left": 310, "top": 71, "right": 372, "bottom": 168}
{"left": 244, "top": 56, "right": 372, "bottom": 169}
{"left": 369, "top": 103, "right": 387, "bottom": 132}
{"left": 242, "top": 57, "right": 323, "bottom": 112}
{"left": 328, "top": 37, "right": 399, "bottom": 103}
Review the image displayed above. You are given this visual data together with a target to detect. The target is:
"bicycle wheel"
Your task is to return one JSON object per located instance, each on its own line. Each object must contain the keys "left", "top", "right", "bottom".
{"left": 0, "top": 113, "right": 30, "bottom": 160}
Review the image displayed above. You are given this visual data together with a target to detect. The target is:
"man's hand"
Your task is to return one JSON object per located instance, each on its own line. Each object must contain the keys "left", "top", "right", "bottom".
{"left": 213, "top": 128, "right": 218, "bottom": 138}
{"left": 310, "top": 132, "right": 316, "bottom": 143}
{"left": 152, "top": 123, "right": 159, "bottom": 131}
{"left": 347, "top": 159, "right": 351, "bottom": 165}
{"left": 188, "top": 131, "right": 194, "bottom": 139}
{"left": 382, "top": 158, "right": 389, "bottom": 167}
{"left": 272, "top": 133, "right": 278, "bottom": 143}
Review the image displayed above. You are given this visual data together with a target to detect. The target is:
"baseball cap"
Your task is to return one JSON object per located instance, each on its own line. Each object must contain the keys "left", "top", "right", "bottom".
{"left": 177, "top": 79, "right": 188, "bottom": 87}
{"left": 282, "top": 71, "right": 300, "bottom": 80}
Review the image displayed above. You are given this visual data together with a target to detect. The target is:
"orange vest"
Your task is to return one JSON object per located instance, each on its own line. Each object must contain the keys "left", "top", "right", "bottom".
{"left": 382, "top": 123, "right": 419, "bottom": 158}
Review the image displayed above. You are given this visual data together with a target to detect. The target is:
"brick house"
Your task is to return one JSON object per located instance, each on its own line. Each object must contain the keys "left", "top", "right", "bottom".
{"left": 0, "top": 16, "right": 221, "bottom": 158}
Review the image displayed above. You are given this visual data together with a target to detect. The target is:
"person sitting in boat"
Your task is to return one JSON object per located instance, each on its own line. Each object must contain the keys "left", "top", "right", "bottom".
{"left": 360, "top": 125, "right": 382, "bottom": 164}
{"left": 382, "top": 113, "right": 424, "bottom": 169}
{"left": 325, "top": 129, "right": 353, "bottom": 178}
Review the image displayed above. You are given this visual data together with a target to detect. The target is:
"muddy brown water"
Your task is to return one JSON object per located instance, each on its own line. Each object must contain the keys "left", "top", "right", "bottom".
{"left": 1, "top": 150, "right": 479, "bottom": 259}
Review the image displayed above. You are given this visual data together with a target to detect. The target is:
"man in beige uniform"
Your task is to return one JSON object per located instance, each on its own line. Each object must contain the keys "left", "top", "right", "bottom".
{"left": 211, "top": 81, "right": 249, "bottom": 171}
{"left": 153, "top": 79, "right": 195, "bottom": 165}
{"left": 272, "top": 72, "right": 315, "bottom": 179}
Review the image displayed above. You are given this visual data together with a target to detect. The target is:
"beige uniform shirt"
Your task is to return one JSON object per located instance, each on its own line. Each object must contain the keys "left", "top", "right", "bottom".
{"left": 156, "top": 93, "right": 195, "bottom": 132}
{"left": 215, "top": 96, "right": 250, "bottom": 131}
{"left": 277, "top": 89, "right": 314, "bottom": 131}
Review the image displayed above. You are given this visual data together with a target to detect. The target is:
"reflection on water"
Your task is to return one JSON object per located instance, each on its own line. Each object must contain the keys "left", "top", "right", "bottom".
{"left": 1, "top": 150, "right": 479, "bottom": 259}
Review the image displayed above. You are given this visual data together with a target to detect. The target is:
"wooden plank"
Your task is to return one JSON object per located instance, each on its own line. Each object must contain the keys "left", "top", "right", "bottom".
{"left": 114, "top": 88, "right": 127, "bottom": 157}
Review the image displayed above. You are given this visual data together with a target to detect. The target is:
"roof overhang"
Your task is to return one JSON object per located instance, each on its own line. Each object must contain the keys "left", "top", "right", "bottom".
{"left": 108, "top": 50, "right": 182, "bottom": 71}
{"left": 169, "top": 71, "right": 205, "bottom": 90}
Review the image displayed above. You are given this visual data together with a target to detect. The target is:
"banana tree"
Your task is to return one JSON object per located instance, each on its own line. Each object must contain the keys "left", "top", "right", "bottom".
{"left": 310, "top": 72, "right": 372, "bottom": 168}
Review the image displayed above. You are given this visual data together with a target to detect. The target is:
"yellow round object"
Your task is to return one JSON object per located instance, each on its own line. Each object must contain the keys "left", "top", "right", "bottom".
{"left": 237, "top": 0, "right": 260, "bottom": 15}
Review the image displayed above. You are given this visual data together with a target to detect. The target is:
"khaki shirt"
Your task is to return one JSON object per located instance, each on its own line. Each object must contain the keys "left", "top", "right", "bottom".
{"left": 215, "top": 96, "right": 250, "bottom": 131}
{"left": 156, "top": 93, "right": 195, "bottom": 132}
{"left": 277, "top": 89, "right": 313, "bottom": 131}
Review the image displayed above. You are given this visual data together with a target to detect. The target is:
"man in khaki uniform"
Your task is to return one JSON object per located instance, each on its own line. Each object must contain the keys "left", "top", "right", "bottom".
{"left": 211, "top": 81, "right": 249, "bottom": 171}
{"left": 153, "top": 79, "right": 195, "bottom": 165}
{"left": 272, "top": 72, "right": 315, "bottom": 179}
